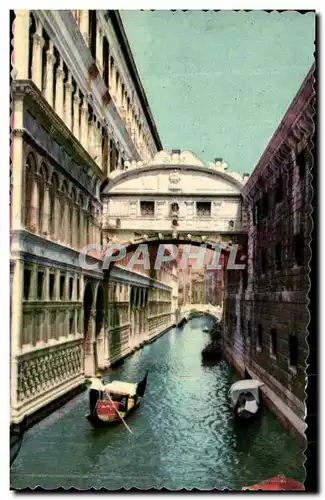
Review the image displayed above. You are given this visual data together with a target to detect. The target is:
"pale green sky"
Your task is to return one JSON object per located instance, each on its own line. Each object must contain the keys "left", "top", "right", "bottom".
{"left": 120, "top": 10, "right": 315, "bottom": 172}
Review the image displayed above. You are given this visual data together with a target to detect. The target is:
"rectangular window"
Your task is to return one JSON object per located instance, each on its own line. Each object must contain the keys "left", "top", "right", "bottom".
{"left": 262, "top": 192, "right": 269, "bottom": 218}
{"left": 140, "top": 201, "right": 155, "bottom": 217}
{"left": 76, "top": 279, "right": 80, "bottom": 300}
{"left": 275, "top": 176, "right": 283, "bottom": 204}
{"left": 270, "top": 328, "right": 277, "bottom": 357}
{"left": 69, "top": 277, "right": 74, "bottom": 300}
{"left": 289, "top": 335, "right": 298, "bottom": 367}
{"left": 252, "top": 204, "right": 256, "bottom": 226}
{"left": 297, "top": 151, "right": 306, "bottom": 179}
{"left": 257, "top": 324, "right": 263, "bottom": 350}
{"left": 23, "top": 269, "right": 32, "bottom": 300}
{"left": 275, "top": 243, "right": 282, "bottom": 271}
{"left": 60, "top": 275, "right": 66, "bottom": 300}
{"left": 294, "top": 227, "right": 304, "bottom": 266}
{"left": 69, "top": 312, "right": 75, "bottom": 335}
{"left": 261, "top": 249, "right": 267, "bottom": 274}
{"left": 37, "top": 271, "right": 44, "bottom": 299}
{"left": 255, "top": 200, "right": 260, "bottom": 222}
{"left": 247, "top": 320, "right": 251, "bottom": 340}
{"left": 49, "top": 273, "right": 55, "bottom": 300}
{"left": 196, "top": 201, "right": 211, "bottom": 217}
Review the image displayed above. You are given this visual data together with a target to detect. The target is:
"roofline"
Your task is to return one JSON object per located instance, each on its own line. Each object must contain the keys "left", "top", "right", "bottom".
{"left": 242, "top": 62, "right": 315, "bottom": 198}
{"left": 102, "top": 163, "right": 245, "bottom": 193}
{"left": 108, "top": 11, "right": 163, "bottom": 152}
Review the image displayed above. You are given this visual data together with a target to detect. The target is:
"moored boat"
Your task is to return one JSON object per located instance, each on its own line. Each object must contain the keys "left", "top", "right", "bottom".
{"left": 86, "top": 370, "right": 148, "bottom": 428}
{"left": 201, "top": 341, "right": 222, "bottom": 362}
{"left": 242, "top": 476, "right": 305, "bottom": 491}
{"left": 229, "top": 379, "right": 264, "bottom": 422}
{"left": 203, "top": 326, "right": 210, "bottom": 333}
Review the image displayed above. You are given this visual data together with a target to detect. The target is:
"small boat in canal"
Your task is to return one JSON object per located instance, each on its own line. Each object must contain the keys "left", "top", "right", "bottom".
{"left": 201, "top": 341, "right": 222, "bottom": 362}
{"left": 242, "top": 475, "right": 305, "bottom": 491}
{"left": 229, "top": 379, "right": 264, "bottom": 422}
{"left": 203, "top": 326, "right": 210, "bottom": 333}
{"left": 10, "top": 415, "right": 27, "bottom": 466}
{"left": 86, "top": 370, "right": 148, "bottom": 428}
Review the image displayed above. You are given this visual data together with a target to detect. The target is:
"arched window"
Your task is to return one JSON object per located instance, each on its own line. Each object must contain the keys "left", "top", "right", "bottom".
{"left": 70, "top": 188, "right": 77, "bottom": 247}
{"left": 24, "top": 152, "right": 37, "bottom": 230}
{"left": 38, "top": 163, "right": 48, "bottom": 233}
{"left": 50, "top": 173, "right": 58, "bottom": 238}
{"left": 59, "top": 181, "right": 68, "bottom": 242}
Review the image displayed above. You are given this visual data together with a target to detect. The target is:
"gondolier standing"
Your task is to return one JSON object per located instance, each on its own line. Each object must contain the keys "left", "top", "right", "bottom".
{"left": 88, "top": 372, "right": 106, "bottom": 416}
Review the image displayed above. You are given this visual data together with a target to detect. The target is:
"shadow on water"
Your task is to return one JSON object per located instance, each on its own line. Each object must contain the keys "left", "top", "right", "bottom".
{"left": 230, "top": 415, "right": 263, "bottom": 454}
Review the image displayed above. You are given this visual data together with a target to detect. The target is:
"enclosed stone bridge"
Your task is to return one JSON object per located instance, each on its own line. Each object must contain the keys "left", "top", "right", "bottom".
{"left": 178, "top": 304, "right": 223, "bottom": 323}
{"left": 101, "top": 150, "right": 248, "bottom": 249}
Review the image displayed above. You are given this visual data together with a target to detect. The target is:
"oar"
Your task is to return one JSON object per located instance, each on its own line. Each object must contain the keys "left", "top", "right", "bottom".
{"left": 105, "top": 391, "right": 133, "bottom": 435}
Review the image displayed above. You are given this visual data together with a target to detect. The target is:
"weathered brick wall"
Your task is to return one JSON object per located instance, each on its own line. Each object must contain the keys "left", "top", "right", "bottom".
{"left": 240, "top": 65, "right": 314, "bottom": 424}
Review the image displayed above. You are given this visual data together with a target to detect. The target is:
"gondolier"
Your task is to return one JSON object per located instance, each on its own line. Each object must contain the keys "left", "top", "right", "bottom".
{"left": 88, "top": 372, "right": 106, "bottom": 416}
{"left": 85, "top": 370, "right": 149, "bottom": 428}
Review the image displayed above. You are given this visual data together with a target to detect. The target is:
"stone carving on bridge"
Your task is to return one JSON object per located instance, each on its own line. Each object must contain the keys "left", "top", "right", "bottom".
{"left": 17, "top": 344, "right": 83, "bottom": 403}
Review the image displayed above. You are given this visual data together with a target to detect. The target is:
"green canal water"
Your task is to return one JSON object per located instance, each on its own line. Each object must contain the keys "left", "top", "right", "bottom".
{"left": 11, "top": 317, "right": 305, "bottom": 490}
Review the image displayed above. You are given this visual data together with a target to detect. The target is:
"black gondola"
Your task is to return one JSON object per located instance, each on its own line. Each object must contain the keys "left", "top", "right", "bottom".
{"left": 201, "top": 342, "right": 222, "bottom": 362}
{"left": 86, "top": 371, "right": 148, "bottom": 428}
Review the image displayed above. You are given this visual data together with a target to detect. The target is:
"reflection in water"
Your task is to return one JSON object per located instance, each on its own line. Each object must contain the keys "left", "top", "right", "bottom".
{"left": 11, "top": 317, "right": 305, "bottom": 490}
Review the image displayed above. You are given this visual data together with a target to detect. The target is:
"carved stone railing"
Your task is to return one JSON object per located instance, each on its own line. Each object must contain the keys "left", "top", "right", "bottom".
{"left": 17, "top": 340, "right": 83, "bottom": 403}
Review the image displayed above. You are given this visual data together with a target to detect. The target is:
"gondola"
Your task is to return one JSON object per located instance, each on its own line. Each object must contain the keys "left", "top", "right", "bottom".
{"left": 229, "top": 379, "right": 264, "bottom": 422}
{"left": 86, "top": 370, "right": 148, "bottom": 428}
{"left": 10, "top": 416, "right": 27, "bottom": 466}
{"left": 201, "top": 341, "right": 222, "bottom": 362}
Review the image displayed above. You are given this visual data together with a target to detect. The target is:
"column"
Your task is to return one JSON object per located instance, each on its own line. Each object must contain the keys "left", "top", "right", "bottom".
{"left": 80, "top": 96, "right": 88, "bottom": 149}
{"left": 44, "top": 40, "right": 55, "bottom": 106}
{"left": 30, "top": 175, "right": 39, "bottom": 232}
{"left": 110, "top": 61, "right": 116, "bottom": 97}
{"left": 10, "top": 259, "right": 24, "bottom": 416}
{"left": 116, "top": 76, "right": 122, "bottom": 108}
{"left": 85, "top": 308, "right": 96, "bottom": 377}
{"left": 42, "top": 182, "right": 51, "bottom": 235}
{"left": 54, "top": 57, "right": 64, "bottom": 119}
{"left": 64, "top": 71, "right": 72, "bottom": 131}
{"left": 96, "top": 123, "right": 102, "bottom": 166}
{"left": 13, "top": 11, "right": 30, "bottom": 79}
{"left": 11, "top": 97, "right": 24, "bottom": 230}
{"left": 79, "top": 10, "right": 89, "bottom": 45}
{"left": 73, "top": 89, "right": 80, "bottom": 141}
{"left": 96, "top": 26, "right": 102, "bottom": 70}
{"left": 88, "top": 117, "right": 94, "bottom": 153}
{"left": 32, "top": 24, "right": 44, "bottom": 89}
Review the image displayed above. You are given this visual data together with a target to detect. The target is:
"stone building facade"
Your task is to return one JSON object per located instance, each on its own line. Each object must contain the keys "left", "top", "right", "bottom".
{"left": 10, "top": 10, "right": 164, "bottom": 424}
{"left": 223, "top": 64, "right": 315, "bottom": 445}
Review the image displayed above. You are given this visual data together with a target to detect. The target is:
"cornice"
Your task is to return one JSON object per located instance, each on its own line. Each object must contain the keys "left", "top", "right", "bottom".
{"left": 103, "top": 163, "right": 245, "bottom": 193}
{"left": 11, "top": 80, "right": 104, "bottom": 184}
{"left": 104, "top": 11, "right": 162, "bottom": 152}
{"left": 35, "top": 10, "right": 140, "bottom": 162}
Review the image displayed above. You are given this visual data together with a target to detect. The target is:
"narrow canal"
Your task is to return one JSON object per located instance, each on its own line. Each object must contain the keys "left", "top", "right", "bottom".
{"left": 11, "top": 317, "right": 305, "bottom": 490}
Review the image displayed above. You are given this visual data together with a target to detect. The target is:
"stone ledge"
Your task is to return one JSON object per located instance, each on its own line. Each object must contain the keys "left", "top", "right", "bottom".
{"left": 11, "top": 373, "right": 85, "bottom": 425}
